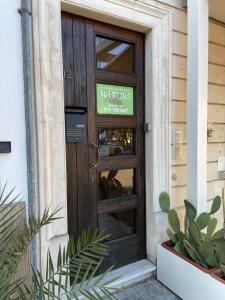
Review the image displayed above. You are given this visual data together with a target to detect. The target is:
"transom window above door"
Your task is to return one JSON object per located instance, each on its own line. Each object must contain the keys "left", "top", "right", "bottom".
{"left": 95, "top": 35, "right": 134, "bottom": 73}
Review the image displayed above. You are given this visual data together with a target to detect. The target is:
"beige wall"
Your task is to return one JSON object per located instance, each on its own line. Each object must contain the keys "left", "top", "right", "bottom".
{"left": 207, "top": 20, "right": 225, "bottom": 227}
{"left": 165, "top": 3, "right": 225, "bottom": 227}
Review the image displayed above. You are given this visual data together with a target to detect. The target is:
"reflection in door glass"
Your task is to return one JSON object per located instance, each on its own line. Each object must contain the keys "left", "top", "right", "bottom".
{"left": 96, "top": 35, "right": 134, "bottom": 73}
{"left": 98, "top": 128, "right": 134, "bottom": 157}
{"left": 99, "top": 169, "right": 134, "bottom": 200}
{"left": 98, "top": 209, "right": 135, "bottom": 240}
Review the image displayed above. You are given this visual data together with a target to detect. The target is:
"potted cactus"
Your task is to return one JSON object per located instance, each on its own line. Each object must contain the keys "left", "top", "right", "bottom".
{"left": 211, "top": 188, "right": 225, "bottom": 285}
{"left": 157, "top": 192, "right": 225, "bottom": 300}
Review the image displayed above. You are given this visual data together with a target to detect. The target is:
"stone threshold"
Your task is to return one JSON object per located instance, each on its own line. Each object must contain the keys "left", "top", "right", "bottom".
{"left": 74, "top": 259, "right": 156, "bottom": 299}
{"left": 103, "top": 259, "right": 156, "bottom": 290}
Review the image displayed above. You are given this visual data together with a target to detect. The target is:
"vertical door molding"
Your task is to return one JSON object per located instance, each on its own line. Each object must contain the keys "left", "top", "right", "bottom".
{"left": 31, "top": 0, "right": 172, "bottom": 269}
{"left": 32, "top": 0, "right": 68, "bottom": 272}
{"left": 145, "top": 15, "right": 172, "bottom": 262}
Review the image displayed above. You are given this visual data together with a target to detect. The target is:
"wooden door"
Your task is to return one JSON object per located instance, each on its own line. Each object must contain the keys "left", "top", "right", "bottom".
{"left": 62, "top": 12, "right": 146, "bottom": 270}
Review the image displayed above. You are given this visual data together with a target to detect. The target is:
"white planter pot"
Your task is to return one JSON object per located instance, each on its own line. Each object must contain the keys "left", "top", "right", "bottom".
{"left": 157, "top": 242, "right": 225, "bottom": 300}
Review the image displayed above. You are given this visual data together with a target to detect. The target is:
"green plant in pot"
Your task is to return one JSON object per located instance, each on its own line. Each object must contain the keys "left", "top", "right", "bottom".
{"left": 159, "top": 192, "right": 225, "bottom": 270}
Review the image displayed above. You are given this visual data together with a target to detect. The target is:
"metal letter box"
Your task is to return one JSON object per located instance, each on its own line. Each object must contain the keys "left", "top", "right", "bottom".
{"left": 0, "top": 142, "right": 11, "bottom": 153}
{"left": 65, "top": 108, "right": 87, "bottom": 143}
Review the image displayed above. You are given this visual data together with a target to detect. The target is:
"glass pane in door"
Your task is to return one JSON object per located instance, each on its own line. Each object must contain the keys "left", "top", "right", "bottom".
{"left": 98, "top": 128, "right": 134, "bottom": 157}
{"left": 99, "top": 169, "right": 135, "bottom": 200}
{"left": 96, "top": 35, "right": 134, "bottom": 73}
{"left": 98, "top": 209, "right": 135, "bottom": 240}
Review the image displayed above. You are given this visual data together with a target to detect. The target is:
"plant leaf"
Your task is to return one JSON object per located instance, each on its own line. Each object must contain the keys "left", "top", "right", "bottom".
{"left": 212, "top": 229, "right": 224, "bottom": 241}
{"left": 184, "top": 200, "right": 197, "bottom": 223}
{"left": 196, "top": 213, "right": 210, "bottom": 230}
{"left": 176, "top": 231, "right": 185, "bottom": 242}
{"left": 159, "top": 192, "right": 170, "bottom": 212}
{"left": 174, "top": 241, "right": 184, "bottom": 254}
{"left": 210, "top": 196, "right": 221, "bottom": 214}
{"left": 207, "top": 256, "right": 218, "bottom": 267}
{"left": 168, "top": 210, "right": 180, "bottom": 233}
{"left": 189, "top": 222, "right": 201, "bottom": 245}
{"left": 207, "top": 218, "right": 217, "bottom": 236}
{"left": 167, "top": 228, "right": 177, "bottom": 243}
{"left": 184, "top": 239, "right": 197, "bottom": 262}
{"left": 199, "top": 237, "right": 214, "bottom": 261}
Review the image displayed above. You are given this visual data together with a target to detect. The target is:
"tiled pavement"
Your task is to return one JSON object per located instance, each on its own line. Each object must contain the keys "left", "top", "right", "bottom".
{"left": 114, "top": 277, "right": 180, "bottom": 300}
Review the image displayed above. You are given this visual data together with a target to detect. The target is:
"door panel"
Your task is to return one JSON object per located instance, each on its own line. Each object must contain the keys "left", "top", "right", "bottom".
{"left": 62, "top": 13, "right": 146, "bottom": 270}
{"left": 62, "top": 13, "right": 87, "bottom": 107}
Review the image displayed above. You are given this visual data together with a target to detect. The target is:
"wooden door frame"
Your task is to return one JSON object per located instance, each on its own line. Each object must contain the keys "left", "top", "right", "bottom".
{"left": 31, "top": 0, "right": 172, "bottom": 273}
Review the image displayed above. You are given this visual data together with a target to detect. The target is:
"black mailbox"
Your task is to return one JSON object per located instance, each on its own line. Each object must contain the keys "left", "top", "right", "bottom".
{"left": 0, "top": 142, "right": 11, "bottom": 153}
{"left": 65, "top": 108, "right": 87, "bottom": 143}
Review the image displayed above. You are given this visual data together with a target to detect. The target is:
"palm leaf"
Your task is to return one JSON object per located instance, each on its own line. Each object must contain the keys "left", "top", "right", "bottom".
{"left": 0, "top": 182, "right": 61, "bottom": 299}
{"left": 30, "top": 229, "right": 119, "bottom": 299}
{"left": 0, "top": 182, "right": 120, "bottom": 299}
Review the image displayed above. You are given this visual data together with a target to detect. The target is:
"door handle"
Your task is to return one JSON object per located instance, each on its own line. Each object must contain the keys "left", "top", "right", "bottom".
{"left": 90, "top": 142, "right": 100, "bottom": 168}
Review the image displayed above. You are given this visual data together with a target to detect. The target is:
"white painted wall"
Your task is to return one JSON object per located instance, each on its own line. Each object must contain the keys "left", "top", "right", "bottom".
{"left": 0, "top": 0, "right": 28, "bottom": 201}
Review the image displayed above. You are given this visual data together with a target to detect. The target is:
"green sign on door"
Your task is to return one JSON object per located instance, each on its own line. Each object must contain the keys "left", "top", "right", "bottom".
{"left": 96, "top": 83, "right": 134, "bottom": 115}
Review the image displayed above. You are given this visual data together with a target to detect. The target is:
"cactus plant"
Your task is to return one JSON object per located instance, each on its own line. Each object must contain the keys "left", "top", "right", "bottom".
{"left": 159, "top": 192, "right": 225, "bottom": 269}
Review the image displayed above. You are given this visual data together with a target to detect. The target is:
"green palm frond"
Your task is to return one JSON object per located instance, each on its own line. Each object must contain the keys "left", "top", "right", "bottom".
{"left": 30, "top": 229, "right": 120, "bottom": 299}
{"left": 0, "top": 182, "right": 61, "bottom": 299}
{"left": 0, "top": 182, "right": 120, "bottom": 299}
{"left": 19, "top": 206, "right": 62, "bottom": 252}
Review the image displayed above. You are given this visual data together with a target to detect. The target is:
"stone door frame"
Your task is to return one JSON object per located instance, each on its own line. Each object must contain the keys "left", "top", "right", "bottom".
{"left": 31, "top": 0, "right": 172, "bottom": 270}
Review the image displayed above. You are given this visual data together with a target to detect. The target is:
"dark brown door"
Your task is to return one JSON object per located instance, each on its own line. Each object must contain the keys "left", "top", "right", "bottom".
{"left": 62, "top": 13, "right": 146, "bottom": 270}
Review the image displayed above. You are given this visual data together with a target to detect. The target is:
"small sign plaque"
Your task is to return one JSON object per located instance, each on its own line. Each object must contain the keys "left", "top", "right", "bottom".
{"left": 96, "top": 83, "right": 134, "bottom": 115}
